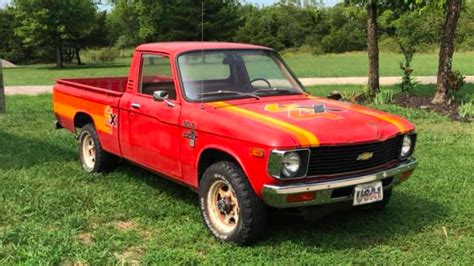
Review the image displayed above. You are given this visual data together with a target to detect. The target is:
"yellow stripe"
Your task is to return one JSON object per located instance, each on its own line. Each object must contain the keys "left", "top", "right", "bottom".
{"left": 309, "top": 96, "right": 409, "bottom": 133}
{"left": 211, "top": 102, "right": 319, "bottom": 147}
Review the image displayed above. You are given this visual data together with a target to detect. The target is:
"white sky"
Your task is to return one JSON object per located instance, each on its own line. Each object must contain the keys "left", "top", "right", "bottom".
{"left": 0, "top": 0, "right": 341, "bottom": 10}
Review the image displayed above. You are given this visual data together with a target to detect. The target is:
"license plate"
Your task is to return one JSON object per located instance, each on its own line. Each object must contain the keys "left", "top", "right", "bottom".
{"left": 353, "top": 181, "right": 383, "bottom": 206}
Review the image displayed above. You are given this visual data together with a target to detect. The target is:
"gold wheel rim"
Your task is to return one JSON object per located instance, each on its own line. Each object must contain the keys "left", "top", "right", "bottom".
{"left": 82, "top": 133, "right": 96, "bottom": 169}
{"left": 207, "top": 178, "right": 240, "bottom": 234}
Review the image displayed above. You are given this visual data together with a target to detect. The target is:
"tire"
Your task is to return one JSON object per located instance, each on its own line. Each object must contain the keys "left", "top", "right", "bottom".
{"left": 78, "top": 124, "right": 116, "bottom": 173}
{"left": 199, "top": 161, "right": 266, "bottom": 245}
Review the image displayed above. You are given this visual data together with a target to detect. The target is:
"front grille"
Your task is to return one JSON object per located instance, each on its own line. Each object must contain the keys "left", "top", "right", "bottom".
{"left": 307, "top": 136, "right": 403, "bottom": 177}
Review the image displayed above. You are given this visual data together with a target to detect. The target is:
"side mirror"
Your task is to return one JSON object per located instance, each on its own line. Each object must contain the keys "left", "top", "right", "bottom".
{"left": 153, "top": 90, "right": 175, "bottom": 108}
{"left": 153, "top": 90, "right": 169, "bottom": 101}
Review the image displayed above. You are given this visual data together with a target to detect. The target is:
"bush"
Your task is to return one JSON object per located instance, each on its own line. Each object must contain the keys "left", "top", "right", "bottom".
{"left": 398, "top": 47, "right": 418, "bottom": 94}
{"left": 447, "top": 70, "right": 466, "bottom": 101}
{"left": 82, "top": 48, "right": 120, "bottom": 63}
{"left": 458, "top": 102, "right": 474, "bottom": 119}
{"left": 378, "top": 37, "right": 400, "bottom": 53}
{"left": 374, "top": 90, "right": 395, "bottom": 105}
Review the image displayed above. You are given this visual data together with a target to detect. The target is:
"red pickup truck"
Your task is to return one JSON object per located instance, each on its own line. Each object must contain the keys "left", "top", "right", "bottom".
{"left": 53, "top": 42, "right": 417, "bottom": 244}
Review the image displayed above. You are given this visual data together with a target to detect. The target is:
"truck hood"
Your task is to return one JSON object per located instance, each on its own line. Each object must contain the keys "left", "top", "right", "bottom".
{"left": 208, "top": 95, "right": 415, "bottom": 147}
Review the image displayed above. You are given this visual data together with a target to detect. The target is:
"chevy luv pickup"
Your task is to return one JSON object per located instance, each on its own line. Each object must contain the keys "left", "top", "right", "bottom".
{"left": 53, "top": 42, "right": 417, "bottom": 244}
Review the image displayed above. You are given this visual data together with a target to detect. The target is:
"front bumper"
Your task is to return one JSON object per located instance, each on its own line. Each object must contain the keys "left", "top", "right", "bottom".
{"left": 262, "top": 158, "right": 418, "bottom": 208}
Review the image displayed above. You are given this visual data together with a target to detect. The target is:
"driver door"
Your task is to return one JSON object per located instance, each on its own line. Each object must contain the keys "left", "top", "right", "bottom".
{"left": 128, "top": 53, "right": 182, "bottom": 178}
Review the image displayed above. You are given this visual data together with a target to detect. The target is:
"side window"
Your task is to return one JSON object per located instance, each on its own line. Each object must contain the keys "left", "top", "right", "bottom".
{"left": 140, "top": 54, "right": 176, "bottom": 100}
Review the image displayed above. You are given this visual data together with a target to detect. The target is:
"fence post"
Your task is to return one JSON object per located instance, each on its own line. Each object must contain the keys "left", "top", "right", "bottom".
{"left": 0, "top": 60, "right": 5, "bottom": 113}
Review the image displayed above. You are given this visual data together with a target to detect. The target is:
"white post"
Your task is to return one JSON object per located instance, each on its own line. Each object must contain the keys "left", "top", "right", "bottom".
{"left": 0, "top": 60, "right": 5, "bottom": 113}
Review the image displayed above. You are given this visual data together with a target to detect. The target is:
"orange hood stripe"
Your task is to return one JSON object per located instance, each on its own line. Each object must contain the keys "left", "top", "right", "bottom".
{"left": 210, "top": 101, "right": 320, "bottom": 147}
{"left": 310, "top": 96, "right": 410, "bottom": 133}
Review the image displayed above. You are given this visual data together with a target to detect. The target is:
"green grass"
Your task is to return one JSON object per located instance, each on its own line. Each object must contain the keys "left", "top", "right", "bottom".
{"left": 3, "top": 51, "right": 474, "bottom": 86}
{"left": 2, "top": 58, "right": 132, "bottom": 87}
{"left": 284, "top": 51, "right": 474, "bottom": 78}
{"left": 1, "top": 91, "right": 473, "bottom": 264}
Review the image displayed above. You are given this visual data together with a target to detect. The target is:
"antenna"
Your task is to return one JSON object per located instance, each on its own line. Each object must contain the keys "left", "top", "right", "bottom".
{"left": 200, "top": 0, "right": 205, "bottom": 110}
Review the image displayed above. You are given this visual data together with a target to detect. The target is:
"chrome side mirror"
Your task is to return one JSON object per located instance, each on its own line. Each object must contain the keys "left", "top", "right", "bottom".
{"left": 153, "top": 90, "right": 169, "bottom": 101}
{"left": 153, "top": 90, "right": 175, "bottom": 107}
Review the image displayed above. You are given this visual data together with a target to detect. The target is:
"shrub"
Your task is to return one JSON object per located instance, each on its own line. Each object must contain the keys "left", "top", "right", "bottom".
{"left": 398, "top": 47, "right": 418, "bottom": 94}
{"left": 447, "top": 70, "right": 466, "bottom": 95}
{"left": 458, "top": 102, "right": 474, "bottom": 119}
{"left": 83, "top": 48, "right": 120, "bottom": 63}
{"left": 374, "top": 90, "right": 395, "bottom": 105}
{"left": 378, "top": 37, "right": 400, "bottom": 53}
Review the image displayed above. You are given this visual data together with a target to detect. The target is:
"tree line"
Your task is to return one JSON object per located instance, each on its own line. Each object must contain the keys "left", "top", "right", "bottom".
{"left": 0, "top": 0, "right": 472, "bottom": 104}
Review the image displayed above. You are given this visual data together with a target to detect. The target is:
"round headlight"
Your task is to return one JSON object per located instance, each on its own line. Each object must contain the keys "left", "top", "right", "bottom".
{"left": 281, "top": 152, "right": 301, "bottom": 177}
{"left": 400, "top": 135, "right": 413, "bottom": 158}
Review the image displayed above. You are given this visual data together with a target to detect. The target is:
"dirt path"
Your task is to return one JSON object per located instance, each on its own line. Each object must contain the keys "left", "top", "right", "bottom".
{"left": 5, "top": 76, "right": 474, "bottom": 95}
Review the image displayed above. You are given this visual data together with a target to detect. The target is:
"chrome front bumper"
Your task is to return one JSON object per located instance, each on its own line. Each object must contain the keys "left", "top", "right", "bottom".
{"left": 262, "top": 158, "right": 418, "bottom": 208}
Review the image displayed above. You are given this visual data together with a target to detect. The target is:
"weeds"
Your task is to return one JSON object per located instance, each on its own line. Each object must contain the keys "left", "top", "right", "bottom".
{"left": 459, "top": 102, "right": 474, "bottom": 119}
{"left": 374, "top": 89, "right": 395, "bottom": 105}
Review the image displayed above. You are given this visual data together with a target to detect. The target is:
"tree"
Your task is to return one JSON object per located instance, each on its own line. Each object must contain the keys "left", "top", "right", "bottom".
{"left": 108, "top": 0, "right": 241, "bottom": 46}
{"left": 345, "top": 0, "right": 382, "bottom": 93}
{"left": 0, "top": 59, "right": 5, "bottom": 113}
{"left": 432, "top": 0, "right": 463, "bottom": 104}
{"left": 366, "top": 0, "right": 380, "bottom": 93}
{"left": 12, "top": 0, "right": 98, "bottom": 68}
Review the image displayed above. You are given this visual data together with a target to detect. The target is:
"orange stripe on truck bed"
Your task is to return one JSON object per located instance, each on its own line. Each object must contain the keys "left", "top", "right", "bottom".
{"left": 54, "top": 91, "right": 113, "bottom": 134}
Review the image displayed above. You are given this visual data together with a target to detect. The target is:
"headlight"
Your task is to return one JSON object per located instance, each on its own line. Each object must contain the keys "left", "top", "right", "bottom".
{"left": 400, "top": 134, "right": 416, "bottom": 159}
{"left": 282, "top": 152, "right": 301, "bottom": 177}
{"left": 268, "top": 149, "right": 310, "bottom": 179}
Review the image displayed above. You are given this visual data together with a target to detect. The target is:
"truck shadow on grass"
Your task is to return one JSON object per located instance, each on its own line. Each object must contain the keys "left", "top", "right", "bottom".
{"left": 263, "top": 191, "right": 447, "bottom": 249}
{"left": 117, "top": 161, "right": 447, "bottom": 249}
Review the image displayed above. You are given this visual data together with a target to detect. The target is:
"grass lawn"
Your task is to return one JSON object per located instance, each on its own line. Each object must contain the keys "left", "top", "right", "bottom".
{"left": 0, "top": 89, "right": 473, "bottom": 264}
{"left": 3, "top": 51, "right": 474, "bottom": 86}
{"left": 284, "top": 51, "right": 474, "bottom": 78}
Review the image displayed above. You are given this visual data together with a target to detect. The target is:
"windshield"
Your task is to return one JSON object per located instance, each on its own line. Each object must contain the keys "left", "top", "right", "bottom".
{"left": 177, "top": 50, "right": 304, "bottom": 101}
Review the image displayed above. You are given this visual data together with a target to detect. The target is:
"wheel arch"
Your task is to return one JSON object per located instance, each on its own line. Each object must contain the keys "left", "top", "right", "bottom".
{"left": 197, "top": 146, "right": 253, "bottom": 189}
{"left": 73, "top": 112, "right": 95, "bottom": 132}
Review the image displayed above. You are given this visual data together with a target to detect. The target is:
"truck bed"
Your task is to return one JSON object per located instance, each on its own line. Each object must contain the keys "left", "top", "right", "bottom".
{"left": 55, "top": 77, "right": 128, "bottom": 96}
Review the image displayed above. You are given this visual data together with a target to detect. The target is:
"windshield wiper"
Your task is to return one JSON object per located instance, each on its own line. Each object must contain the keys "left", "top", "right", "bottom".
{"left": 198, "top": 90, "right": 260, "bottom": 100}
{"left": 254, "top": 88, "right": 296, "bottom": 95}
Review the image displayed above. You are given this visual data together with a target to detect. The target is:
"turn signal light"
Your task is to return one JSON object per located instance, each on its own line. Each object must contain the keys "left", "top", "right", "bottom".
{"left": 287, "top": 192, "right": 316, "bottom": 203}
{"left": 400, "top": 170, "right": 414, "bottom": 181}
{"left": 250, "top": 148, "right": 265, "bottom": 158}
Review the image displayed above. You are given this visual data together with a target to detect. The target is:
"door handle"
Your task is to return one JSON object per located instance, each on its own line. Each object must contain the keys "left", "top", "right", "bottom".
{"left": 131, "top": 103, "right": 141, "bottom": 109}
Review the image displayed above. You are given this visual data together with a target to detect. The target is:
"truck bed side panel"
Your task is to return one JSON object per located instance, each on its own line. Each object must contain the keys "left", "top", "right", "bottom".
{"left": 53, "top": 83, "right": 122, "bottom": 156}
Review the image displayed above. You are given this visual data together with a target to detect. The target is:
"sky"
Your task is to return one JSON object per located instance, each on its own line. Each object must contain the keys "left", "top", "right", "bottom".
{"left": 0, "top": 0, "right": 341, "bottom": 10}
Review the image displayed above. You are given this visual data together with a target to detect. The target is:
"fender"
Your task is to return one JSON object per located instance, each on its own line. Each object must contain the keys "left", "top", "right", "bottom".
{"left": 196, "top": 143, "right": 260, "bottom": 193}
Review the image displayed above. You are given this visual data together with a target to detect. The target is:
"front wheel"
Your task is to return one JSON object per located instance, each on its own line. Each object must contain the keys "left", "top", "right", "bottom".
{"left": 199, "top": 161, "right": 266, "bottom": 245}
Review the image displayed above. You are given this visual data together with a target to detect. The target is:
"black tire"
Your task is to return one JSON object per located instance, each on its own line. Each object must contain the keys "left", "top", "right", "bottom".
{"left": 199, "top": 161, "right": 266, "bottom": 245}
{"left": 78, "top": 124, "right": 117, "bottom": 173}
{"left": 362, "top": 188, "right": 392, "bottom": 211}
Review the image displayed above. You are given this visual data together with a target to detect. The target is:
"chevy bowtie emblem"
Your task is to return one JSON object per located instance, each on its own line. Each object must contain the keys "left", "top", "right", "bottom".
{"left": 357, "top": 152, "right": 374, "bottom": 161}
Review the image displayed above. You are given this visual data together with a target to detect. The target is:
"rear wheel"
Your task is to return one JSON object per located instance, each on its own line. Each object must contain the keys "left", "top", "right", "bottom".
{"left": 199, "top": 161, "right": 266, "bottom": 245}
{"left": 78, "top": 124, "right": 116, "bottom": 173}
